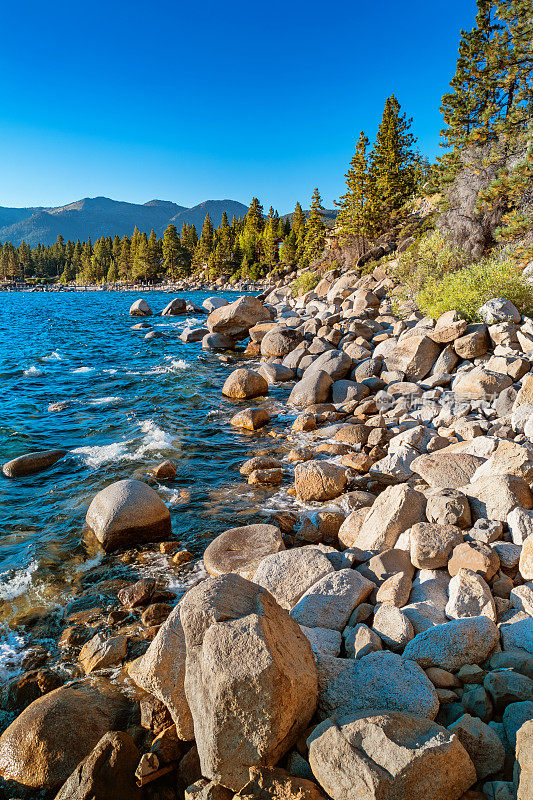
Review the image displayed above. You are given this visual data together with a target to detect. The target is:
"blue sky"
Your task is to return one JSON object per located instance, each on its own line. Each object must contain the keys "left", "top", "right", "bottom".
{"left": 0, "top": 0, "right": 477, "bottom": 213}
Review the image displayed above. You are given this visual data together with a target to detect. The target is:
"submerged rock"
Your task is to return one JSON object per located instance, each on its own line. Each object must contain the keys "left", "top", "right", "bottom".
{"left": 85, "top": 479, "right": 171, "bottom": 552}
{"left": 2, "top": 449, "right": 66, "bottom": 478}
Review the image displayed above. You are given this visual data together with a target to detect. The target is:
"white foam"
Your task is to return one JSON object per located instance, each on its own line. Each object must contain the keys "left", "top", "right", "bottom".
{"left": 87, "top": 396, "right": 122, "bottom": 406}
{"left": 0, "top": 629, "right": 26, "bottom": 682}
{"left": 72, "top": 367, "right": 94, "bottom": 374}
{"left": 42, "top": 351, "right": 62, "bottom": 361}
{"left": 167, "top": 359, "right": 190, "bottom": 371}
{"left": 135, "top": 419, "right": 173, "bottom": 456}
{"left": 0, "top": 560, "right": 38, "bottom": 601}
{"left": 23, "top": 365, "right": 42, "bottom": 377}
{"left": 74, "top": 553, "right": 104, "bottom": 574}
{"left": 72, "top": 441, "right": 130, "bottom": 467}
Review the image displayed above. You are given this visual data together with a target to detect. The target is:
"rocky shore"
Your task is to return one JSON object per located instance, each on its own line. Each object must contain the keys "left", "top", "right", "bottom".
{"left": 1, "top": 269, "right": 533, "bottom": 800}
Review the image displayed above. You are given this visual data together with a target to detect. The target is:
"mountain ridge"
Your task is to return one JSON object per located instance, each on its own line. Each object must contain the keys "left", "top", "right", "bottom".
{"left": 0, "top": 196, "right": 250, "bottom": 246}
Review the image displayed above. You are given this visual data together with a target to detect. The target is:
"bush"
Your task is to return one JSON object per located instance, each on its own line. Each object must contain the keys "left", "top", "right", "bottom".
{"left": 390, "top": 230, "right": 471, "bottom": 295}
{"left": 292, "top": 271, "right": 319, "bottom": 297}
{"left": 417, "top": 254, "right": 533, "bottom": 321}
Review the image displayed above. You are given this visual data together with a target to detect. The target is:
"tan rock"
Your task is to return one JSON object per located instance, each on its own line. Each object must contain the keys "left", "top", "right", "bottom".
{"left": 203, "top": 524, "right": 284, "bottom": 580}
{"left": 519, "top": 535, "right": 533, "bottom": 580}
{"left": 307, "top": 710, "right": 476, "bottom": 800}
{"left": 0, "top": 677, "right": 129, "bottom": 791}
{"left": 430, "top": 311, "right": 467, "bottom": 344}
{"left": 294, "top": 461, "right": 347, "bottom": 503}
{"left": 409, "top": 523, "right": 463, "bottom": 569}
{"left": 355, "top": 484, "right": 426, "bottom": 552}
{"left": 385, "top": 335, "right": 441, "bottom": 381}
{"left": 448, "top": 542, "right": 500, "bottom": 580}
{"left": 151, "top": 460, "right": 177, "bottom": 479}
{"left": 410, "top": 453, "right": 484, "bottom": 489}
{"left": 463, "top": 474, "right": 533, "bottom": 522}
{"left": 513, "top": 373, "right": 533, "bottom": 411}
{"left": 253, "top": 547, "right": 335, "bottom": 610}
{"left": 337, "top": 508, "right": 370, "bottom": 548}
{"left": 446, "top": 568, "right": 497, "bottom": 622}
{"left": 453, "top": 368, "right": 512, "bottom": 400}
{"left": 207, "top": 295, "right": 271, "bottom": 340}
{"left": 240, "top": 456, "right": 281, "bottom": 476}
{"left": 248, "top": 468, "right": 283, "bottom": 485}
{"left": 453, "top": 324, "right": 489, "bottom": 358}
{"left": 238, "top": 766, "right": 324, "bottom": 800}
{"left": 516, "top": 719, "right": 533, "bottom": 800}
{"left": 230, "top": 408, "right": 270, "bottom": 430}
{"left": 222, "top": 369, "right": 268, "bottom": 400}
{"left": 78, "top": 633, "right": 128, "bottom": 674}
{"left": 180, "top": 575, "right": 318, "bottom": 791}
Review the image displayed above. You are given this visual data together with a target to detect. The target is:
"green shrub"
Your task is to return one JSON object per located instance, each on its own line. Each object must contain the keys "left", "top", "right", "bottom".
{"left": 390, "top": 230, "right": 471, "bottom": 294}
{"left": 417, "top": 254, "right": 533, "bottom": 321}
{"left": 292, "top": 270, "right": 319, "bottom": 296}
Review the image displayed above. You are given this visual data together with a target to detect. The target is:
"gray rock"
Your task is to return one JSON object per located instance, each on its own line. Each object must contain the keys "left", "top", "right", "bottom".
{"left": 161, "top": 297, "right": 187, "bottom": 315}
{"left": 288, "top": 370, "right": 333, "bottom": 408}
{"left": 290, "top": 569, "right": 374, "bottom": 631}
{"left": 448, "top": 714, "right": 505, "bottom": 780}
{"left": 403, "top": 616, "right": 499, "bottom": 670}
{"left": 253, "top": 547, "right": 336, "bottom": 610}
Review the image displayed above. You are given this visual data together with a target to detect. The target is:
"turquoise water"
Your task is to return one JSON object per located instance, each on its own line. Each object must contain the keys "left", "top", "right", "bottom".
{"left": 0, "top": 290, "right": 285, "bottom": 678}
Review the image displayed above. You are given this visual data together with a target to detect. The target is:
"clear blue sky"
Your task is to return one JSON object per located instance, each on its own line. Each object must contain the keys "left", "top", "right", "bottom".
{"left": 0, "top": 0, "right": 477, "bottom": 214}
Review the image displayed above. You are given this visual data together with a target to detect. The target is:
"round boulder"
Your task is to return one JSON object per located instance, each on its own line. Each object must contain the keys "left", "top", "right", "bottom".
{"left": 204, "top": 524, "right": 285, "bottom": 580}
{"left": 85, "top": 479, "right": 171, "bottom": 552}
{"left": 2, "top": 449, "right": 66, "bottom": 478}
{"left": 161, "top": 297, "right": 187, "bottom": 316}
{"left": 222, "top": 369, "right": 268, "bottom": 400}
{"left": 129, "top": 298, "right": 152, "bottom": 316}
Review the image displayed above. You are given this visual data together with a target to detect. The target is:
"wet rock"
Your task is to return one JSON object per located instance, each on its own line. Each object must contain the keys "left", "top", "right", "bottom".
{"left": 179, "top": 574, "right": 318, "bottom": 791}
{"left": 202, "top": 333, "right": 236, "bottom": 350}
{"left": 2, "top": 449, "right": 67, "bottom": 478}
{"left": 79, "top": 633, "right": 128, "bottom": 674}
{"left": 129, "top": 298, "right": 152, "bottom": 316}
{"left": 409, "top": 522, "right": 463, "bottom": 569}
{"left": 288, "top": 371, "right": 333, "bottom": 408}
{"left": 161, "top": 297, "right": 187, "bottom": 315}
{"left": 240, "top": 455, "right": 281, "bottom": 476}
{"left": 129, "top": 605, "right": 194, "bottom": 740}
{"left": 294, "top": 461, "right": 347, "bottom": 503}
{"left": 308, "top": 709, "right": 476, "bottom": 800}
{"left": 3, "top": 668, "right": 63, "bottom": 713}
{"left": 151, "top": 460, "right": 177, "bottom": 479}
{"left": 290, "top": 569, "right": 374, "bottom": 631}
{"left": 207, "top": 295, "right": 271, "bottom": 340}
{"left": 54, "top": 731, "right": 141, "bottom": 800}
{"left": 253, "top": 547, "right": 335, "bottom": 610}
{"left": 403, "top": 617, "right": 499, "bottom": 670}
{"left": 204, "top": 524, "right": 284, "bottom": 581}
{"left": 230, "top": 408, "right": 270, "bottom": 430}
{"left": 0, "top": 677, "right": 130, "bottom": 791}
{"left": 181, "top": 326, "right": 209, "bottom": 343}
{"left": 222, "top": 368, "right": 268, "bottom": 399}
{"left": 86, "top": 479, "right": 171, "bottom": 552}
{"left": 448, "top": 714, "right": 505, "bottom": 780}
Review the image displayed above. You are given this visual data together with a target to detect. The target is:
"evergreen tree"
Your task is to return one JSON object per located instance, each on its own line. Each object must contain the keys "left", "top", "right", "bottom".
{"left": 336, "top": 131, "right": 371, "bottom": 249}
{"left": 292, "top": 201, "right": 306, "bottom": 265}
{"left": 162, "top": 224, "right": 181, "bottom": 277}
{"left": 367, "top": 95, "right": 417, "bottom": 232}
{"left": 302, "top": 188, "right": 326, "bottom": 267}
{"left": 194, "top": 213, "right": 214, "bottom": 268}
{"left": 245, "top": 197, "right": 264, "bottom": 233}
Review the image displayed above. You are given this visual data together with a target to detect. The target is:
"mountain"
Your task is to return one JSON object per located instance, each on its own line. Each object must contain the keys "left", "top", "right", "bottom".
{"left": 0, "top": 196, "right": 249, "bottom": 246}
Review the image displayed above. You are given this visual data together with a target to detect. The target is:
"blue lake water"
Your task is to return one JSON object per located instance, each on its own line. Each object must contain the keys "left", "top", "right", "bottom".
{"left": 0, "top": 290, "right": 289, "bottom": 679}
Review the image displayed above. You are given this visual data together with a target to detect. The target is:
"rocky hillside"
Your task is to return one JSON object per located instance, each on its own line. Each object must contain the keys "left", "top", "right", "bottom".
{"left": 0, "top": 196, "right": 249, "bottom": 246}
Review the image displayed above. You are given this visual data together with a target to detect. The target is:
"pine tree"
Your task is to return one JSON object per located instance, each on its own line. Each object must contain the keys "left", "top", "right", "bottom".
{"left": 368, "top": 95, "right": 417, "bottom": 232}
{"left": 292, "top": 202, "right": 306, "bottom": 265}
{"left": 162, "top": 224, "right": 181, "bottom": 277}
{"left": 245, "top": 197, "right": 264, "bottom": 233}
{"left": 336, "top": 131, "right": 371, "bottom": 250}
{"left": 302, "top": 188, "right": 326, "bottom": 267}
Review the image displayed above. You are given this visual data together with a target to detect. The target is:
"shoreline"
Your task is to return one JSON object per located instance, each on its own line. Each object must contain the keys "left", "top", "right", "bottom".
{"left": 1, "top": 276, "right": 533, "bottom": 799}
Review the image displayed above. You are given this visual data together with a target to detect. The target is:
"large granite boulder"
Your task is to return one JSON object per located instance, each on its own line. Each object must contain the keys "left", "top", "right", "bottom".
{"left": 222, "top": 369, "right": 268, "bottom": 399}
{"left": 384, "top": 335, "right": 441, "bottom": 381}
{"left": 2, "top": 449, "right": 67, "bottom": 478}
{"left": 308, "top": 709, "right": 476, "bottom": 800}
{"left": 179, "top": 574, "right": 318, "bottom": 791}
{"left": 0, "top": 677, "right": 129, "bottom": 791}
{"left": 294, "top": 461, "right": 347, "bottom": 502}
{"left": 207, "top": 296, "right": 271, "bottom": 340}
{"left": 203, "top": 524, "right": 284, "bottom": 580}
{"left": 129, "top": 298, "right": 152, "bottom": 316}
{"left": 161, "top": 297, "right": 187, "bottom": 315}
{"left": 85, "top": 479, "right": 171, "bottom": 552}
{"left": 288, "top": 371, "right": 333, "bottom": 408}
{"left": 355, "top": 485, "right": 426, "bottom": 552}
{"left": 253, "top": 547, "right": 336, "bottom": 610}
{"left": 403, "top": 616, "right": 499, "bottom": 670}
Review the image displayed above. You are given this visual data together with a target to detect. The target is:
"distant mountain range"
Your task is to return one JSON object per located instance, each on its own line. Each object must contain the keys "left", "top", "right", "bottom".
{"left": 0, "top": 196, "right": 250, "bottom": 246}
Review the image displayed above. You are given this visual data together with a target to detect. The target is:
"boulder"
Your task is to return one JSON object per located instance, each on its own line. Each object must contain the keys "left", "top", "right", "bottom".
{"left": 240, "top": 456, "right": 282, "bottom": 476}
{"left": 410, "top": 453, "right": 484, "bottom": 489}
{"left": 202, "top": 333, "right": 236, "bottom": 350}
{"left": 384, "top": 335, "right": 441, "bottom": 381}
{"left": 128, "top": 605, "right": 194, "bottom": 740}
{"left": 448, "top": 714, "right": 505, "bottom": 780}
{"left": 294, "top": 461, "right": 347, "bottom": 503}
{"left": 54, "top": 731, "right": 142, "bottom": 800}
{"left": 129, "top": 298, "right": 152, "bottom": 316}
{"left": 308, "top": 709, "right": 476, "bottom": 800}
{"left": 409, "top": 523, "right": 463, "bottom": 569}
{"left": 180, "top": 575, "right": 318, "bottom": 791}
{"left": 425, "top": 489, "right": 471, "bottom": 528}
{"left": 446, "top": 569, "right": 497, "bottom": 622}
{"left": 85, "top": 479, "right": 171, "bottom": 552}
{"left": 290, "top": 569, "right": 374, "bottom": 631}
{"left": 402, "top": 616, "right": 499, "bottom": 670}
{"left": 181, "top": 327, "right": 209, "bottom": 343}
{"left": 508, "top": 508, "right": 533, "bottom": 545}
{"left": 479, "top": 298, "right": 521, "bottom": 324}
{"left": 258, "top": 363, "right": 295, "bottom": 383}
{"left": 203, "top": 296, "right": 228, "bottom": 312}
{"left": 261, "top": 327, "right": 302, "bottom": 358}
{"left": 453, "top": 368, "right": 512, "bottom": 400}
{"left": 253, "top": 547, "right": 336, "bottom": 610}
{"left": 430, "top": 311, "right": 468, "bottom": 344}
{"left": 516, "top": 719, "right": 533, "bottom": 800}
{"left": 372, "top": 605, "right": 414, "bottom": 652}
{"left": 303, "top": 350, "right": 352, "bottom": 381}
{"left": 203, "top": 524, "right": 284, "bottom": 581}
{"left": 448, "top": 542, "right": 500, "bottom": 580}
{"left": 316, "top": 651, "right": 439, "bottom": 721}
{"left": 0, "top": 677, "right": 129, "bottom": 791}
{"left": 520, "top": 535, "right": 533, "bottom": 580}
{"left": 222, "top": 369, "right": 268, "bottom": 400}
{"left": 207, "top": 295, "right": 271, "bottom": 340}
{"left": 470, "top": 440, "right": 533, "bottom": 485}
{"left": 453, "top": 324, "right": 490, "bottom": 358}
{"left": 463, "top": 475, "right": 533, "bottom": 522}
{"left": 288, "top": 371, "right": 333, "bottom": 408}
{"left": 331, "top": 380, "right": 370, "bottom": 404}
{"left": 355, "top": 484, "right": 426, "bottom": 552}
{"left": 238, "top": 765, "right": 324, "bottom": 800}
{"left": 2, "top": 449, "right": 67, "bottom": 478}
{"left": 161, "top": 297, "right": 187, "bottom": 315}
{"left": 230, "top": 408, "right": 270, "bottom": 430}
{"left": 79, "top": 633, "right": 128, "bottom": 674}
